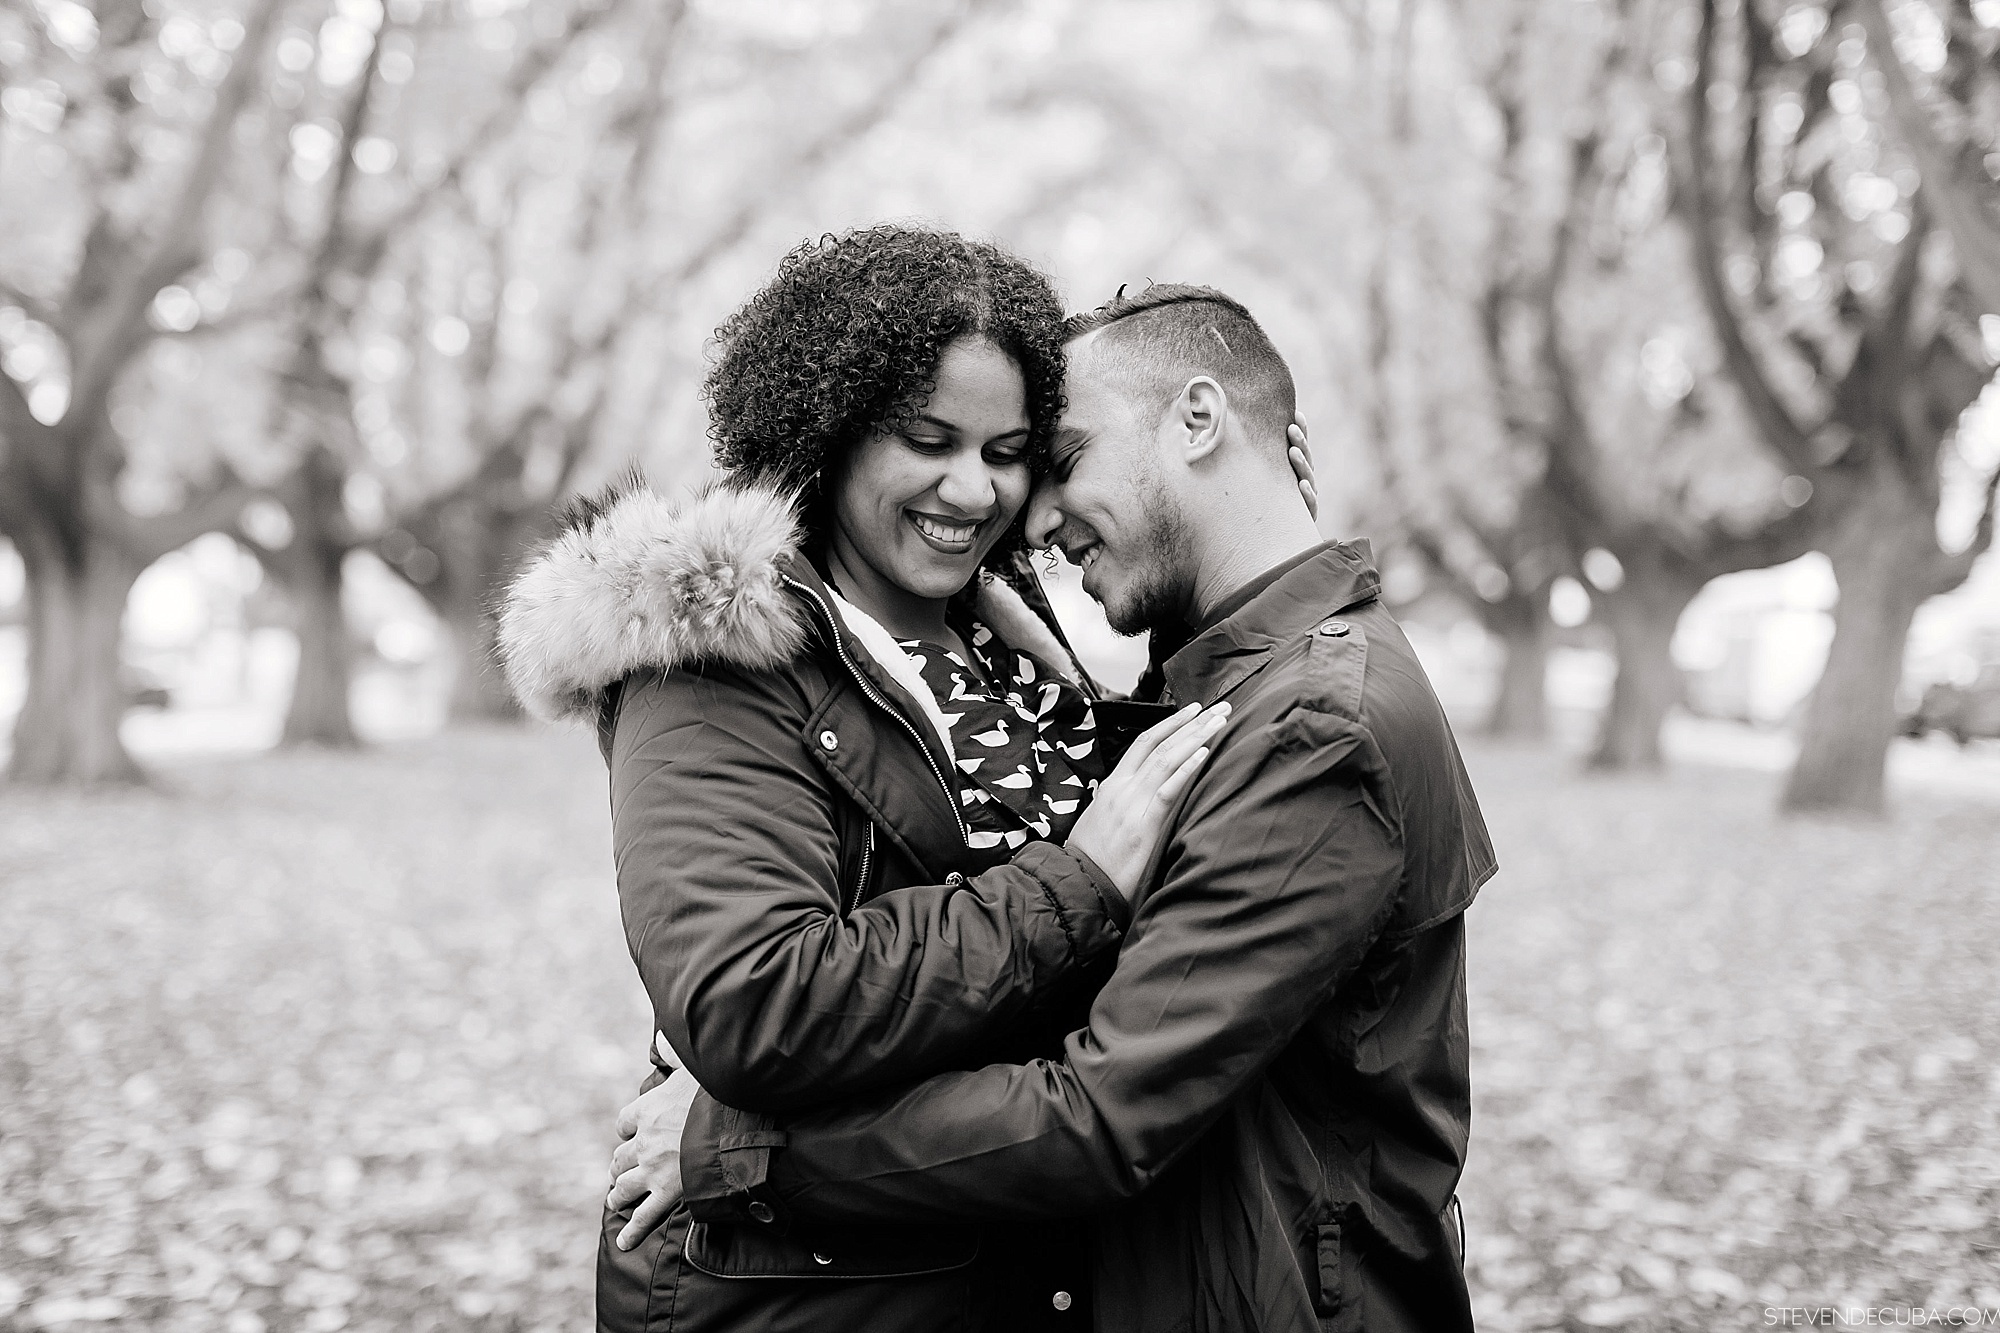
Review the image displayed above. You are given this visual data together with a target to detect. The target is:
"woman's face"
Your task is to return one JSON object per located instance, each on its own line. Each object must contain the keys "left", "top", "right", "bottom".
{"left": 829, "top": 336, "right": 1033, "bottom": 606}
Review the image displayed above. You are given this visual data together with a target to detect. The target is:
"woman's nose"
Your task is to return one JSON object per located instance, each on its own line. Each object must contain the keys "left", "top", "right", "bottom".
{"left": 935, "top": 449, "right": 998, "bottom": 513}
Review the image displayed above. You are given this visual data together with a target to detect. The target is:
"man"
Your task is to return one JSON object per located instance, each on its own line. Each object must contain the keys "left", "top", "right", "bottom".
{"left": 614, "top": 285, "right": 1494, "bottom": 1332}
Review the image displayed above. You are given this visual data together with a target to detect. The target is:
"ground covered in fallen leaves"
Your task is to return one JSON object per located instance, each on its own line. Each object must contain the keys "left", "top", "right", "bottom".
{"left": 1, "top": 729, "right": 1995, "bottom": 1331}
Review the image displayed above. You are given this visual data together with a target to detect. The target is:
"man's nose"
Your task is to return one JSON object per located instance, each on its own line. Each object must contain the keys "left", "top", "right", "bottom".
{"left": 1024, "top": 482, "right": 1063, "bottom": 551}
{"left": 936, "top": 450, "right": 998, "bottom": 513}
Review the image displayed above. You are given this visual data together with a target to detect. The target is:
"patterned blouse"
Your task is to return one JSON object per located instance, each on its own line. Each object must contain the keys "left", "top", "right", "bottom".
{"left": 899, "top": 620, "right": 1109, "bottom": 856}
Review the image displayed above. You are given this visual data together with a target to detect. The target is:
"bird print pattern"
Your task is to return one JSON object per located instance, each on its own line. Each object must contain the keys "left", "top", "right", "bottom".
{"left": 899, "top": 620, "right": 1108, "bottom": 853}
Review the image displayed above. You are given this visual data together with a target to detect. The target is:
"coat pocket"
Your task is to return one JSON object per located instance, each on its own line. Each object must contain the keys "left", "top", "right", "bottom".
{"left": 683, "top": 1220, "right": 980, "bottom": 1280}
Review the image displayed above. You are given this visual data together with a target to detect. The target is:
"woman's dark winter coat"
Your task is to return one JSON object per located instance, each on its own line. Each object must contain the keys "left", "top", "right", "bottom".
{"left": 499, "top": 482, "right": 1125, "bottom": 1333}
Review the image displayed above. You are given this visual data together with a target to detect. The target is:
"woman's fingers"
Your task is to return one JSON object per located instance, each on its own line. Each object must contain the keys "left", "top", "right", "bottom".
{"left": 1288, "top": 435, "right": 1319, "bottom": 521}
{"left": 1153, "top": 745, "right": 1211, "bottom": 810}
{"left": 1142, "top": 703, "right": 1229, "bottom": 783}
{"left": 1121, "top": 701, "right": 1204, "bottom": 768}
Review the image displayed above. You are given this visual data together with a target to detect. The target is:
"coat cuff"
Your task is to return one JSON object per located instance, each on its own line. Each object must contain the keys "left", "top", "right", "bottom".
{"left": 1013, "top": 839, "right": 1131, "bottom": 940}
{"left": 680, "top": 1092, "right": 793, "bottom": 1234}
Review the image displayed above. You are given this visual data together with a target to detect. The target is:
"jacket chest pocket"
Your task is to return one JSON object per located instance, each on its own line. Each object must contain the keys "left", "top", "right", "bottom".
{"left": 803, "top": 686, "right": 964, "bottom": 883}
{"left": 682, "top": 1221, "right": 980, "bottom": 1280}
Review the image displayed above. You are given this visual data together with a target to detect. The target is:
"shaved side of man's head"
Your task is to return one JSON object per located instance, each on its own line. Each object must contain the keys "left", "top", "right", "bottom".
{"left": 1064, "top": 284, "right": 1296, "bottom": 449}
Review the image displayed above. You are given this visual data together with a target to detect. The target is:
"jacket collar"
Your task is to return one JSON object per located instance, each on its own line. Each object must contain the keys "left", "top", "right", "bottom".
{"left": 1160, "top": 540, "right": 1381, "bottom": 706}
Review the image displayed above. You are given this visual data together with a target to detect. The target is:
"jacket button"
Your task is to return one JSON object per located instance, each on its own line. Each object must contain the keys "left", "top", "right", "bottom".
{"left": 1318, "top": 620, "right": 1350, "bottom": 637}
{"left": 747, "top": 1201, "right": 775, "bottom": 1224}
{"left": 818, "top": 729, "right": 839, "bottom": 752}
{"left": 1052, "top": 1291, "right": 1073, "bottom": 1312}
{"left": 812, "top": 1251, "right": 833, "bottom": 1265}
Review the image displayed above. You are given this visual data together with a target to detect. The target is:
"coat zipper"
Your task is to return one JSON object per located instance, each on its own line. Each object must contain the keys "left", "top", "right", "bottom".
{"left": 782, "top": 575, "right": 970, "bottom": 847}
{"left": 848, "top": 823, "right": 874, "bottom": 917}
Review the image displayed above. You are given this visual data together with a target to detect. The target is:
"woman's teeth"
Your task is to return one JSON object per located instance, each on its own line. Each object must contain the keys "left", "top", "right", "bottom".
{"left": 1081, "top": 547, "right": 1101, "bottom": 572}
{"left": 912, "top": 515, "right": 978, "bottom": 544}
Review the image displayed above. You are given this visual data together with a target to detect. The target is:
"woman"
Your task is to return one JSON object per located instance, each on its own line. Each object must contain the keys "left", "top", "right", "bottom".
{"left": 500, "top": 226, "right": 1232, "bottom": 1332}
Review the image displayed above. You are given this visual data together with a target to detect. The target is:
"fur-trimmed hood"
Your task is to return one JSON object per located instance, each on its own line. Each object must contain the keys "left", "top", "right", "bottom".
{"left": 497, "top": 480, "right": 1083, "bottom": 723}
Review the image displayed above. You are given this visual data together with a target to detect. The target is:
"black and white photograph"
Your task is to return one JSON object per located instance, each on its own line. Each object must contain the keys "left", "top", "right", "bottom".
{"left": 1, "top": 0, "right": 1997, "bottom": 1330}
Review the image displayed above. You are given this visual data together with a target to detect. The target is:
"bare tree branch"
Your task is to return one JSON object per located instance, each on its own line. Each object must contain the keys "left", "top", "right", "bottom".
{"left": 66, "top": 0, "right": 284, "bottom": 415}
{"left": 123, "top": 475, "right": 261, "bottom": 563}
{"left": 1675, "top": 0, "right": 1821, "bottom": 474}
{"left": 1860, "top": 0, "right": 2000, "bottom": 313}
{"left": 349, "top": 0, "right": 634, "bottom": 263}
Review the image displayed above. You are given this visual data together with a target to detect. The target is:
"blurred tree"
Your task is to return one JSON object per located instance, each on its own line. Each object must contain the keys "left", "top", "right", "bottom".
{"left": 246, "top": 0, "right": 633, "bottom": 742}
{"left": 1534, "top": 10, "right": 1821, "bottom": 770}
{"left": 1383, "top": 0, "right": 1818, "bottom": 770}
{"left": 368, "top": 0, "right": 992, "bottom": 722}
{"left": 1677, "top": 0, "right": 1999, "bottom": 812}
{"left": 0, "top": 1, "right": 282, "bottom": 782}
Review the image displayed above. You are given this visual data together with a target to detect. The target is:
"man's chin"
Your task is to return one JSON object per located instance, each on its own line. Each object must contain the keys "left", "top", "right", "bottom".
{"left": 1100, "top": 585, "right": 1168, "bottom": 638}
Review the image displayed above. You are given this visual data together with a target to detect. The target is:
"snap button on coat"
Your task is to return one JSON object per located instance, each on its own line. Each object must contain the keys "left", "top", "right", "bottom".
{"left": 818, "top": 729, "right": 839, "bottom": 752}
{"left": 1052, "top": 1291, "right": 1072, "bottom": 1311}
{"left": 747, "top": 1201, "right": 775, "bottom": 1224}
{"left": 1318, "top": 620, "right": 1350, "bottom": 637}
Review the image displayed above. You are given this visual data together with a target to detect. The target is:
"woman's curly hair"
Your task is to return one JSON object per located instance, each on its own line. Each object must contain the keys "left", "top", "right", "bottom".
{"left": 704, "top": 224, "right": 1066, "bottom": 566}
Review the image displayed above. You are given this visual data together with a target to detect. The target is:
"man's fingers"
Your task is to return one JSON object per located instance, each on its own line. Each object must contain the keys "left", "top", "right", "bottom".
{"left": 615, "top": 1098, "right": 642, "bottom": 1141}
{"left": 617, "top": 1191, "right": 678, "bottom": 1252}
{"left": 606, "top": 1164, "right": 651, "bottom": 1213}
{"left": 608, "top": 1137, "right": 640, "bottom": 1181}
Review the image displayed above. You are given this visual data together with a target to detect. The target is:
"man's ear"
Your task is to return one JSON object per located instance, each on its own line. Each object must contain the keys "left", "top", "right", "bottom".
{"left": 1173, "top": 376, "right": 1228, "bottom": 464}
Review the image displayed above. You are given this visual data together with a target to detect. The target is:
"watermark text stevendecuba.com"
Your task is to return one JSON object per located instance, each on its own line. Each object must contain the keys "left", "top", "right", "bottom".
{"left": 1765, "top": 1310, "right": 2000, "bottom": 1327}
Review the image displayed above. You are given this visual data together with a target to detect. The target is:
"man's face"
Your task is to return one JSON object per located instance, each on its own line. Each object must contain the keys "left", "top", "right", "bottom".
{"left": 1026, "top": 341, "right": 1197, "bottom": 636}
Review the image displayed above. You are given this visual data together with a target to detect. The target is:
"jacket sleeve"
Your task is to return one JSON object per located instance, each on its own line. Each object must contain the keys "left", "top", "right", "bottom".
{"left": 610, "top": 665, "right": 1128, "bottom": 1115}
{"left": 679, "top": 705, "right": 1406, "bottom": 1227}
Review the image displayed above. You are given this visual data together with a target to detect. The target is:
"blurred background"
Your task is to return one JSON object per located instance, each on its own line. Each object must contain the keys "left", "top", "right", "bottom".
{"left": 1, "top": 0, "right": 1996, "bottom": 1329}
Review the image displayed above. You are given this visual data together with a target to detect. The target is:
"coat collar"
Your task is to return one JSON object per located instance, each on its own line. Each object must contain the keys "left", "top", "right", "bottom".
{"left": 1159, "top": 540, "right": 1381, "bottom": 706}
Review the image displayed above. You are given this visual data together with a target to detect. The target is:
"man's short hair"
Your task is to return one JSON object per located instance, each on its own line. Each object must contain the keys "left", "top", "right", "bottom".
{"left": 1065, "top": 283, "right": 1296, "bottom": 446}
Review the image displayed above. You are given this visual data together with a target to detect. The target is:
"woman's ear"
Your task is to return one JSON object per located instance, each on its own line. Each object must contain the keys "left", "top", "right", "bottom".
{"left": 1176, "top": 376, "right": 1228, "bottom": 464}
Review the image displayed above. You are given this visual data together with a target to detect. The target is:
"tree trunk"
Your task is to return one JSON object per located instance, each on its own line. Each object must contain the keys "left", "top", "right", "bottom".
{"left": 1781, "top": 508, "right": 1931, "bottom": 815}
{"left": 443, "top": 609, "right": 520, "bottom": 722}
{"left": 1589, "top": 564, "right": 1700, "bottom": 771}
{"left": 272, "top": 449, "right": 359, "bottom": 748}
{"left": 280, "top": 540, "right": 357, "bottom": 747}
{"left": 8, "top": 527, "right": 144, "bottom": 784}
{"left": 1483, "top": 589, "right": 1551, "bottom": 741}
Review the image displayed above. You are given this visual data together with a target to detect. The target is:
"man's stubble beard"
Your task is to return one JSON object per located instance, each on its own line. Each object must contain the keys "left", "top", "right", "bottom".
{"left": 1103, "top": 471, "right": 1196, "bottom": 638}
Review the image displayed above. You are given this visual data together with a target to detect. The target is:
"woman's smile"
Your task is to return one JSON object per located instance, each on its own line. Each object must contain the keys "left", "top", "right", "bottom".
{"left": 907, "top": 509, "right": 987, "bottom": 554}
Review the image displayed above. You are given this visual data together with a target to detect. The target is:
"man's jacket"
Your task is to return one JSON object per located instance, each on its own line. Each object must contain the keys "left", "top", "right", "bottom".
{"left": 681, "top": 542, "right": 1497, "bottom": 1333}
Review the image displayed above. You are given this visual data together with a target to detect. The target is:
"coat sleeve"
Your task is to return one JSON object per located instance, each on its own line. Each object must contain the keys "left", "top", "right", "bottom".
{"left": 678, "top": 705, "right": 1406, "bottom": 1226}
{"left": 610, "top": 665, "right": 1128, "bottom": 1115}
